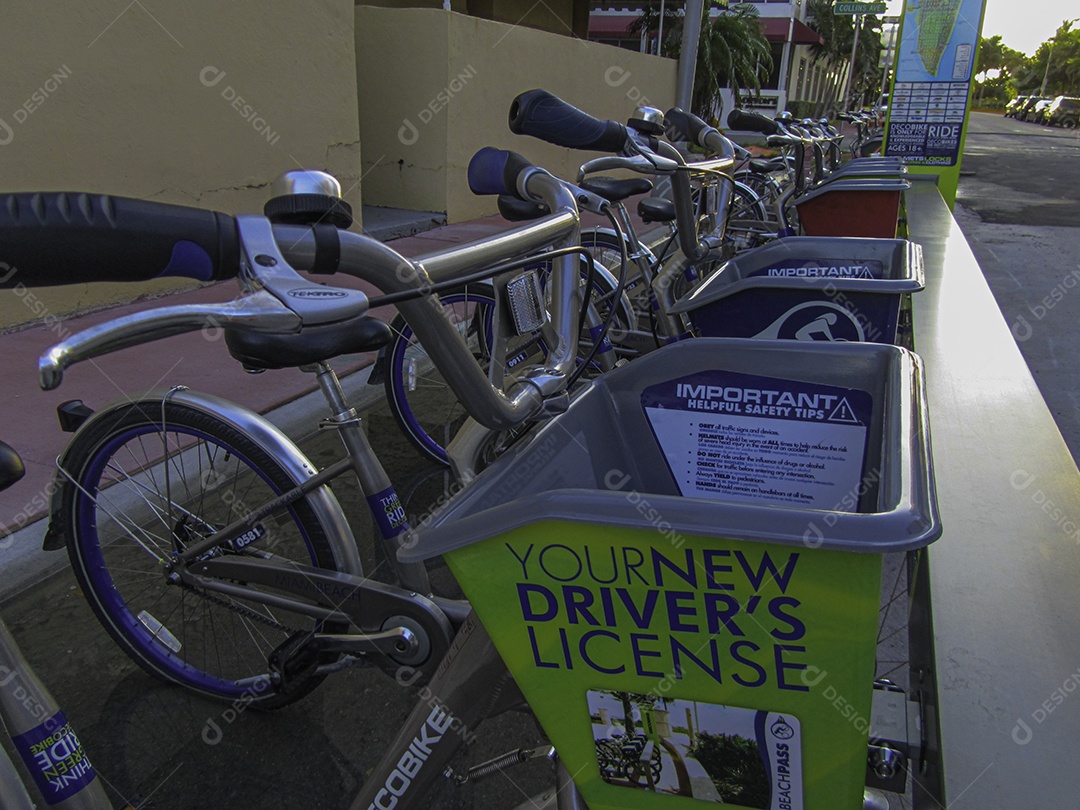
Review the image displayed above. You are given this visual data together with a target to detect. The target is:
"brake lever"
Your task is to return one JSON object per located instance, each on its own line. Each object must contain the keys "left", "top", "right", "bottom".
{"left": 236, "top": 215, "right": 369, "bottom": 326}
{"left": 38, "top": 290, "right": 300, "bottom": 391}
{"left": 575, "top": 154, "right": 672, "bottom": 182}
{"left": 622, "top": 134, "right": 682, "bottom": 175}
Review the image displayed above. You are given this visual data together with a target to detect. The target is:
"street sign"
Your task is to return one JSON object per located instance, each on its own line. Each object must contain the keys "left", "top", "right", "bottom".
{"left": 834, "top": 2, "right": 887, "bottom": 13}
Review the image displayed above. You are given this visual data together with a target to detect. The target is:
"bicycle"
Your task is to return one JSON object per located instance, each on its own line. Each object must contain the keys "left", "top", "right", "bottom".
{"left": 375, "top": 247, "right": 635, "bottom": 466}
{"left": 508, "top": 95, "right": 769, "bottom": 343}
{"left": 4, "top": 155, "right": 603, "bottom": 709}
{"left": 6, "top": 148, "right": 934, "bottom": 809}
{"left": 0, "top": 441, "right": 116, "bottom": 809}
{"left": 377, "top": 96, "right": 751, "bottom": 467}
{"left": 570, "top": 106, "right": 776, "bottom": 335}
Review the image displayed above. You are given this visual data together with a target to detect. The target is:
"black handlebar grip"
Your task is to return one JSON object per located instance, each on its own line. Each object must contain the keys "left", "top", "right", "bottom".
{"left": 726, "top": 109, "right": 781, "bottom": 136}
{"left": 467, "top": 147, "right": 536, "bottom": 198}
{"left": 508, "top": 89, "right": 628, "bottom": 153}
{"left": 664, "top": 107, "right": 712, "bottom": 147}
{"left": 0, "top": 192, "right": 239, "bottom": 289}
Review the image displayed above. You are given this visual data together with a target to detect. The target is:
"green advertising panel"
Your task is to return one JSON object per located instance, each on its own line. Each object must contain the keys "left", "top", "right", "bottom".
{"left": 884, "top": 0, "right": 989, "bottom": 206}
{"left": 446, "top": 522, "right": 882, "bottom": 810}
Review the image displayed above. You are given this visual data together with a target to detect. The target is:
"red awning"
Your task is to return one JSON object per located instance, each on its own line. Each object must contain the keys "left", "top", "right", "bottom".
{"left": 761, "top": 17, "right": 824, "bottom": 45}
{"left": 589, "top": 13, "right": 824, "bottom": 45}
{"left": 589, "top": 14, "right": 638, "bottom": 38}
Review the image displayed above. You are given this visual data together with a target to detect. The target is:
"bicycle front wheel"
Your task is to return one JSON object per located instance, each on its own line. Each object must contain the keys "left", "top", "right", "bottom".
{"left": 55, "top": 399, "right": 344, "bottom": 708}
{"left": 383, "top": 288, "right": 505, "bottom": 465}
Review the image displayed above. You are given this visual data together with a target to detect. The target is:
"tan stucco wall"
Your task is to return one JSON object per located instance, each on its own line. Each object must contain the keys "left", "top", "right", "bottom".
{"left": 355, "top": 6, "right": 677, "bottom": 221}
{"left": 356, "top": 8, "right": 450, "bottom": 213}
{"left": 0, "top": 2, "right": 361, "bottom": 329}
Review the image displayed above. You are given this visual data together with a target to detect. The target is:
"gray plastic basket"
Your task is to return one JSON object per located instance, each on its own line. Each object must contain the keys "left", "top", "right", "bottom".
{"left": 405, "top": 338, "right": 939, "bottom": 561}
{"left": 670, "top": 237, "right": 923, "bottom": 344}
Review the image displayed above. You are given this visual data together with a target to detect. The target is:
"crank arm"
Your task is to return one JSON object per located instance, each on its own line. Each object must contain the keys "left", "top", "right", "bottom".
{"left": 187, "top": 555, "right": 454, "bottom": 677}
{"left": 313, "top": 627, "right": 419, "bottom": 659}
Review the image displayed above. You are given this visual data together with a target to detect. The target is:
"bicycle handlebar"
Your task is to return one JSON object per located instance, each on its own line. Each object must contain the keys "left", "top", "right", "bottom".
{"left": 467, "top": 147, "right": 538, "bottom": 198}
{"left": 663, "top": 108, "right": 711, "bottom": 148}
{"left": 663, "top": 107, "right": 736, "bottom": 163}
{"left": 726, "top": 109, "right": 781, "bottom": 136}
{"left": 33, "top": 169, "right": 584, "bottom": 432}
{"left": 508, "top": 89, "right": 628, "bottom": 153}
{"left": 0, "top": 192, "right": 240, "bottom": 288}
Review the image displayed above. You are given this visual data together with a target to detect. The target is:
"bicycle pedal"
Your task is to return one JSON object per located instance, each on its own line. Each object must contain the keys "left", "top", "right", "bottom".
{"left": 268, "top": 631, "right": 321, "bottom": 691}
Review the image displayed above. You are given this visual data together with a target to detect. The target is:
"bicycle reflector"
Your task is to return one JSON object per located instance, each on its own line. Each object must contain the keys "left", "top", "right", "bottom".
{"left": 505, "top": 270, "right": 546, "bottom": 334}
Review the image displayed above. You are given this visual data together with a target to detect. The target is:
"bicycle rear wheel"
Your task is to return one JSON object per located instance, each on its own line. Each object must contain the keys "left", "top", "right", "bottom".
{"left": 55, "top": 400, "right": 344, "bottom": 708}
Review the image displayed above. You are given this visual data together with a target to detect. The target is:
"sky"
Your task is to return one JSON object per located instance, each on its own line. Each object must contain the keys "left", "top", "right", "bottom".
{"left": 883, "top": 0, "right": 1077, "bottom": 56}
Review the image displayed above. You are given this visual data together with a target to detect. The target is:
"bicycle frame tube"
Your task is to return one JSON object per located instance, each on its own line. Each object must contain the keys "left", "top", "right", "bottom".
{"left": 310, "top": 364, "right": 431, "bottom": 593}
{"left": 277, "top": 176, "right": 582, "bottom": 432}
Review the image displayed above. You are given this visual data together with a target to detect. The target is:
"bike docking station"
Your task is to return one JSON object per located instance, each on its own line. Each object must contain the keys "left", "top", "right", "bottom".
{"left": 669, "top": 237, "right": 924, "bottom": 347}
{"left": 404, "top": 338, "right": 941, "bottom": 810}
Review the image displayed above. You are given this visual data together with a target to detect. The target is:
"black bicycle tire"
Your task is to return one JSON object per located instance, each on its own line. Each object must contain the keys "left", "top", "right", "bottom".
{"left": 382, "top": 290, "right": 500, "bottom": 466}
{"left": 56, "top": 400, "right": 344, "bottom": 708}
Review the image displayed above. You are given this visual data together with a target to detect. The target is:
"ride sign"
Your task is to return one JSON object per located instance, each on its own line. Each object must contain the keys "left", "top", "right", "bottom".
{"left": 885, "top": 0, "right": 988, "bottom": 203}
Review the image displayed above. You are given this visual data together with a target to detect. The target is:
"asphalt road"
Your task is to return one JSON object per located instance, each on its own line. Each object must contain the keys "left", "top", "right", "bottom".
{"left": 955, "top": 111, "right": 1080, "bottom": 463}
{"left": 956, "top": 111, "right": 1080, "bottom": 227}
{"left": 1, "top": 112, "right": 1078, "bottom": 810}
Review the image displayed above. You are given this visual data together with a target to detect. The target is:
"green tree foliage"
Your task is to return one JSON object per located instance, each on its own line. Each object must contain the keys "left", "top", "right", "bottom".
{"left": 686, "top": 731, "right": 769, "bottom": 808}
{"left": 1000, "top": 20, "right": 1080, "bottom": 98}
{"left": 973, "top": 35, "right": 1027, "bottom": 108}
{"left": 630, "top": 2, "right": 773, "bottom": 118}
{"left": 804, "top": 0, "right": 884, "bottom": 111}
{"left": 1030, "top": 21, "right": 1080, "bottom": 97}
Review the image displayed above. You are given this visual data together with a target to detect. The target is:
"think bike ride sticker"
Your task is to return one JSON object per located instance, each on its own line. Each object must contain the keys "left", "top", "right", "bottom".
{"left": 367, "top": 485, "right": 408, "bottom": 538}
{"left": 641, "top": 370, "right": 873, "bottom": 511}
{"left": 587, "top": 690, "right": 802, "bottom": 809}
{"left": 12, "top": 711, "right": 99, "bottom": 803}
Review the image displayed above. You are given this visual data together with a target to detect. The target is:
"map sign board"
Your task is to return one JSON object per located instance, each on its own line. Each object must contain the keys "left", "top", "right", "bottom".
{"left": 885, "top": 0, "right": 985, "bottom": 168}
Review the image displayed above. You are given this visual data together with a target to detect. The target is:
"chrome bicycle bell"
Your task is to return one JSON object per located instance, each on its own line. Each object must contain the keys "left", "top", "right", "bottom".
{"left": 628, "top": 105, "right": 665, "bottom": 136}
{"left": 264, "top": 169, "right": 353, "bottom": 228}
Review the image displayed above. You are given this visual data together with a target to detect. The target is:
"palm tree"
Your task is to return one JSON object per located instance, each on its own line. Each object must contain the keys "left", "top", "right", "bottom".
{"left": 630, "top": 2, "right": 773, "bottom": 119}
{"left": 805, "top": 0, "right": 883, "bottom": 113}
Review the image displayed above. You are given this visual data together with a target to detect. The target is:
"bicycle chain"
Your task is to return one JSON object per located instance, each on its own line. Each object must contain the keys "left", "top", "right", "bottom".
{"left": 178, "top": 580, "right": 297, "bottom": 634}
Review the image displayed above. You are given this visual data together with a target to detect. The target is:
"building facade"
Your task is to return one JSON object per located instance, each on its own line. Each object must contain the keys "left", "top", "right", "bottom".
{"left": 588, "top": 1, "right": 827, "bottom": 118}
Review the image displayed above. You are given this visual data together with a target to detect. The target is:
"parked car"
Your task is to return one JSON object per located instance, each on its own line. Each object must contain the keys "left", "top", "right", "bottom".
{"left": 1024, "top": 98, "right": 1054, "bottom": 122}
{"left": 1014, "top": 96, "right": 1042, "bottom": 121}
{"left": 1045, "top": 96, "right": 1080, "bottom": 128}
{"left": 1005, "top": 95, "right": 1029, "bottom": 117}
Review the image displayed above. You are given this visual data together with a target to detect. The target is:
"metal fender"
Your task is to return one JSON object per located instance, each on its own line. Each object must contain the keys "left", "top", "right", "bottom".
{"left": 54, "top": 388, "right": 363, "bottom": 576}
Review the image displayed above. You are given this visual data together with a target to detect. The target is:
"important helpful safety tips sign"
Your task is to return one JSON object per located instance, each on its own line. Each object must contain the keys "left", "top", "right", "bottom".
{"left": 642, "top": 370, "right": 873, "bottom": 510}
